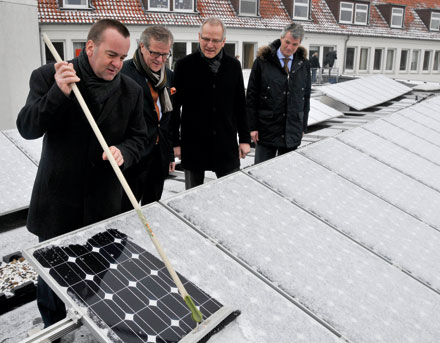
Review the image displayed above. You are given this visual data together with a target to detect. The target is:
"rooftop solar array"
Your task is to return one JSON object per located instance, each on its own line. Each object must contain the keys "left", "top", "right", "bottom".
{"left": 318, "top": 75, "right": 412, "bottom": 111}
{"left": 21, "top": 94, "right": 440, "bottom": 342}
{"left": 0, "top": 132, "right": 37, "bottom": 216}
{"left": 307, "top": 98, "right": 343, "bottom": 126}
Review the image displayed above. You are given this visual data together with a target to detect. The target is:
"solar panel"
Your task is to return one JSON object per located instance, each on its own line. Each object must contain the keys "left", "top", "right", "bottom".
{"left": 165, "top": 171, "right": 440, "bottom": 342}
{"left": 0, "top": 132, "right": 37, "bottom": 216}
{"left": 307, "top": 98, "right": 343, "bottom": 126}
{"left": 319, "top": 75, "right": 412, "bottom": 111}
{"left": 299, "top": 137, "right": 440, "bottom": 232}
{"left": 338, "top": 127, "right": 440, "bottom": 192}
{"left": 2, "top": 129, "right": 42, "bottom": 166}
{"left": 24, "top": 205, "right": 339, "bottom": 343}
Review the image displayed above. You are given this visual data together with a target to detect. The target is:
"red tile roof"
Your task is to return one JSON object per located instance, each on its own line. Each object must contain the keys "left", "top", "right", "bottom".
{"left": 38, "top": 0, "right": 440, "bottom": 40}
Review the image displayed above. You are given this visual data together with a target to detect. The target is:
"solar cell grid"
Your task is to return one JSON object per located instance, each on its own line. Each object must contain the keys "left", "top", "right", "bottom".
{"left": 33, "top": 229, "right": 222, "bottom": 343}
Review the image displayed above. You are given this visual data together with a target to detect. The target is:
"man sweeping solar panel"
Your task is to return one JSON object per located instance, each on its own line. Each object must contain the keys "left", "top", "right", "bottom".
{"left": 17, "top": 19, "right": 239, "bottom": 342}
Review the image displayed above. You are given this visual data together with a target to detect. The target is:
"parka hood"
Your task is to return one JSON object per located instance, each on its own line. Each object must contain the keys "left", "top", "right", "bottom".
{"left": 257, "top": 39, "right": 308, "bottom": 61}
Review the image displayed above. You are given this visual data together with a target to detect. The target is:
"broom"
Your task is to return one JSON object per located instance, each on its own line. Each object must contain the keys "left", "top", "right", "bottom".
{"left": 42, "top": 33, "right": 239, "bottom": 342}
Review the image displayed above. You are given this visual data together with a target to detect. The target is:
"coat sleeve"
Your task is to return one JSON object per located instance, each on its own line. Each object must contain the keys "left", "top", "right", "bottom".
{"left": 245, "top": 58, "right": 261, "bottom": 132}
{"left": 171, "top": 60, "right": 183, "bottom": 147}
{"left": 16, "top": 65, "right": 74, "bottom": 139}
{"left": 234, "top": 61, "right": 251, "bottom": 144}
{"left": 303, "top": 60, "right": 312, "bottom": 133}
{"left": 115, "top": 86, "right": 148, "bottom": 170}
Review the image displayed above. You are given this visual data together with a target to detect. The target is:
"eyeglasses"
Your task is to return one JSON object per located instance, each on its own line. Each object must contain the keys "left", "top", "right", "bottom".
{"left": 147, "top": 49, "right": 172, "bottom": 59}
{"left": 200, "top": 36, "right": 224, "bottom": 45}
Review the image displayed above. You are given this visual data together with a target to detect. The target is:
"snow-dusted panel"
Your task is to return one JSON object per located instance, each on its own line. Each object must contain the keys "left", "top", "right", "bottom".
{"left": 338, "top": 127, "right": 440, "bottom": 192}
{"left": 166, "top": 173, "right": 440, "bottom": 342}
{"left": 24, "top": 204, "right": 339, "bottom": 343}
{"left": 299, "top": 138, "right": 440, "bottom": 229}
{"left": 0, "top": 132, "right": 37, "bottom": 215}
{"left": 398, "top": 107, "right": 440, "bottom": 132}
{"left": 363, "top": 120, "right": 440, "bottom": 165}
{"left": 384, "top": 113, "right": 440, "bottom": 147}
{"left": 3, "top": 129, "right": 42, "bottom": 165}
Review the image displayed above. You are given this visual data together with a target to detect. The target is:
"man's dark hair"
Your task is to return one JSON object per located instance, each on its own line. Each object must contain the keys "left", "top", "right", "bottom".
{"left": 140, "top": 25, "right": 174, "bottom": 49}
{"left": 87, "top": 19, "right": 130, "bottom": 43}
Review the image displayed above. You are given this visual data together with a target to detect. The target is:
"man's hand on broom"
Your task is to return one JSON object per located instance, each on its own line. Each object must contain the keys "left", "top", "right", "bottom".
{"left": 102, "top": 146, "right": 124, "bottom": 166}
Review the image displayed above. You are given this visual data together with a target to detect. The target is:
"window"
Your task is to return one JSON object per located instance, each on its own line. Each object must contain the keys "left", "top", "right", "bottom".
{"left": 355, "top": 3, "right": 368, "bottom": 25}
{"left": 385, "top": 49, "right": 395, "bottom": 71}
{"left": 410, "top": 50, "right": 420, "bottom": 71}
{"left": 240, "top": 0, "right": 257, "bottom": 16}
{"left": 346, "top": 47, "right": 355, "bottom": 70}
{"left": 62, "top": 0, "right": 88, "bottom": 8}
{"left": 45, "top": 41, "right": 64, "bottom": 64}
{"left": 391, "top": 7, "right": 404, "bottom": 28}
{"left": 434, "top": 51, "right": 440, "bottom": 71}
{"left": 224, "top": 43, "right": 236, "bottom": 57}
{"left": 373, "top": 48, "right": 383, "bottom": 71}
{"left": 174, "top": 0, "right": 193, "bottom": 11}
{"left": 293, "top": 0, "right": 309, "bottom": 19}
{"left": 242, "top": 42, "right": 256, "bottom": 69}
{"left": 149, "top": 0, "right": 169, "bottom": 11}
{"left": 399, "top": 49, "right": 409, "bottom": 71}
{"left": 340, "top": 2, "right": 353, "bottom": 23}
{"left": 359, "top": 48, "right": 369, "bottom": 71}
{"left": 172, "top": 42, "right": 187, "bottom": 68}
{"left": 73, "top": 41, "right": 86, "bottom": 57}
{"left": 423, "top": 51, "right": 432, "bottom": 71}
{"left": 431, "top": 12, "right": 440, "bottom": 31}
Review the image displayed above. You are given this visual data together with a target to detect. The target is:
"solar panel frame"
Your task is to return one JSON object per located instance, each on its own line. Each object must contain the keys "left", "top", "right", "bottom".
{"left": 2, "top": 129, "right": 43, "bottom": 166}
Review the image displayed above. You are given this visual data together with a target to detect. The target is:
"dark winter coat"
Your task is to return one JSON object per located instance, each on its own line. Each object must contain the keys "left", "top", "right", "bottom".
{"left": 246, "top": 40, "right": 311, "bottom": 149}
{"left": 310, "top": 55, "right": 320, "bottom": 69}
{"left": 17, "top": 59, "right": 147, "bottom": 240}
{"left": 121, "top": 59, "right": 174, "bottom": 178}
{"left": 172, "top": 50, "right": 251, "bottom": 173}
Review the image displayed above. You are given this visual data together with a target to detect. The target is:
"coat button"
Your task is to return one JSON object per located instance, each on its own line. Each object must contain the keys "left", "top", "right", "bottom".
{"left": 158, "top": 124, "right": 160, "bottom": 127}
{"left": 281, "top": 135, "right": 285, "bottom": 138}
{"left": 283, "top": 113, "right": 286, "bottom": 117}
{"left": 301, "top": 88, "right": 304, "bottom": 91}
{"left": 267, "top": 86, "right": 270, "bottom": 89}
{"left": 283, "top": 91, "right": 286, "bottom": 95}
{"left": 213, "top": 84, "right": 216, "bottom": 89}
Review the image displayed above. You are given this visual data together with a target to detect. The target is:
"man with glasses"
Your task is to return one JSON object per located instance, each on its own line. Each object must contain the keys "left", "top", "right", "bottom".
{"left": 121, "top": 25, "right": 176, "bottom": 208}
{"left": 172, "top": 17, "right": 250, "bottom": 189}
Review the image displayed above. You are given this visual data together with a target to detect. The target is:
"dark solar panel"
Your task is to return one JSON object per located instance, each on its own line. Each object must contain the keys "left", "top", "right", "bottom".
{"left": 33, "top": 229, "right": 222, "bottom": 343}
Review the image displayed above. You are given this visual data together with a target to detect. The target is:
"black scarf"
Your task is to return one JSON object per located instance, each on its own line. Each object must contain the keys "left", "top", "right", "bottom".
{"left": 133, "top": 47, "right": 172, "bottom": 112}
{"left": 77, "top": 48, "right": 121, "bottom": 106}
{"left": 199, "top": 46, "right": 223, "bottom": 74}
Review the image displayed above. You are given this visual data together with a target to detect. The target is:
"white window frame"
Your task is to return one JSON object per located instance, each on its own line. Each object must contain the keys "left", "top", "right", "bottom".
{"left": 345, "top": 46, "right": 356, "bottom": 72}
{"left": 340, "top": 2, "right": 354, "bottom": 24}
{"left": 239, "top": 0, "right": 258, "bottom": 16}
{"left": 410, "top": 49, "right": 420, "bottom": 72}
{"left": 293, "top": 0, "right": 310, "bottom": 20}
{"left": 173, "top": 0, "right": 194, "bottom": 12}
{"left": 354, "top": 3, "right": 368, "bottom": 25}
{"left": 148, "top": 0, "right": 170, "bottom": 11}
{"left": 385, "top": 48, "right": 396, "bottom": 72}
{"left": 359, "top": 47, "right": 369, "bottom": 72}
{"left": 373, "top": 48, "right": 384, "bottom": 72}
{"left": 399, "top": 49, "right": 409, "bottom": 72}
{"left": 422, "top": 50, "right": 432, "bottom": 72}
{"left": 62, "top": 0, "right": 88, "bottom": 9}
{"left": 433, "top": 50, "right": 440, "bottom": 72}
{"left": 391, "top": 7, "right": 404, "bottom": 28}
{"left": 430, "top": 12, "right": 440, "bottom": 31}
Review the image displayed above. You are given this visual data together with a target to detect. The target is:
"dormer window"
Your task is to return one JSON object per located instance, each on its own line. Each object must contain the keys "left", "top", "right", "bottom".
{"left": 340, "top": 2, "right": 353, "bottom": 24}
{"left": 391, "top": 7, "right": 404, "bottom": 28}
{"left": 62, "top": 0, "right": 88, "bottom": 9}
{"left": 174, "top": 0, "right": 194, "bottom": 12}
{"left": 355, "top": 3, "right": 368, "bottom": 24}
{"left": 293, "top": 0, "right": 310, "bottom": 20}
{"left": 431, "top": 12, "right": 440, "bottom": 31}
{"left": 240, "top": 0, "right": 258, "bottom": 16}
{"left": 149, "top": 0, "right": 170, "bottom": 11}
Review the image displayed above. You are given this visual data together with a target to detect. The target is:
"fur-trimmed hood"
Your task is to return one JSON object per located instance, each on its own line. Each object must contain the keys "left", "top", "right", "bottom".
{"left": 257, "top": 39, "right": 308, "bottom": 61}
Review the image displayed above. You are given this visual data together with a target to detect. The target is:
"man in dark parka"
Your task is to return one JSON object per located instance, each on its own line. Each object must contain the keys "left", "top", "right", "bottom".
{"left": 172, "top": 17, "right": 251, "bottom": 189}
{"left": 246, "top": 22, "right": 311, "bottom": 164}
{"left": 16, "top": 19, "right": 147, "bottom": 330}
{"left": 121, "top": 25, "right": 175, "bottom": 208}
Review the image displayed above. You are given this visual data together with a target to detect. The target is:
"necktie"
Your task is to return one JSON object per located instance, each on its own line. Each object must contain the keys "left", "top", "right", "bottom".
{"left": 283, "top": 57, "right": 290, "bottom": 74}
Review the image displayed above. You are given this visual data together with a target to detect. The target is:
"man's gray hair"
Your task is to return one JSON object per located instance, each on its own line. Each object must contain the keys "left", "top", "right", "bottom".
{"left": 140, "top": 25, "right": 174, "bottom": 48}
{"left": 281, "top": 22, "right": 305, "bottom": 40}
{"left": 200, "top": 17, "right": 226, "bottom": 39}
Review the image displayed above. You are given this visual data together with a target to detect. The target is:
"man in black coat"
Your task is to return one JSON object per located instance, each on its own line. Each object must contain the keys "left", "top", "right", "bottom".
{"left": 17, "top": 19, "right": 147, "bottom": 330}
{"left": 172, "top": 17, "right": 251, "bottom": 189}
{"left": 246, "top": 22, "right": 311, "bottom": 164}
{"left": 310, "top": 51, "right": 320, "bottom": 83}
{"left": 121, "top": 25, "right": 175, "bottom": 208}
